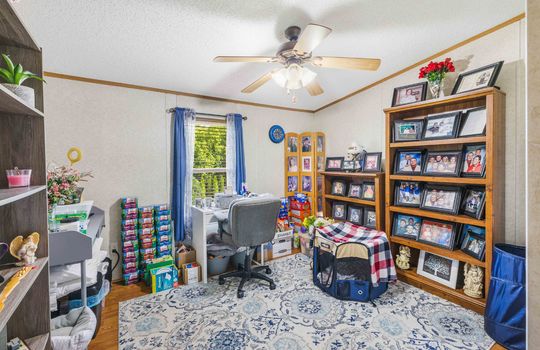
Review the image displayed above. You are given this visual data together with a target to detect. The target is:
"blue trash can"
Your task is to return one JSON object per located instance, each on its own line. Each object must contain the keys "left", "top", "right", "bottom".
{"left": 484, "top": 244, "right": 526, "bottom": 350}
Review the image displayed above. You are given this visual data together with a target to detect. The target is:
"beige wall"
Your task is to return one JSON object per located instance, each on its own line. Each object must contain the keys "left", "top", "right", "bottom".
{"left": 316, "top": 20, "right": 527, "bottom": 244}
{"left": 527, "top": 1, "right": 539, "bottom": 347}
{"left": 43, "top": 78, "right": 314, "bottom": 278}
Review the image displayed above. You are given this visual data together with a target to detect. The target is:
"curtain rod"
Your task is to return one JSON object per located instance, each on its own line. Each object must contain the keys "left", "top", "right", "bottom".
{"left": 166, "top": 108, "right": 247, "bottom": 120}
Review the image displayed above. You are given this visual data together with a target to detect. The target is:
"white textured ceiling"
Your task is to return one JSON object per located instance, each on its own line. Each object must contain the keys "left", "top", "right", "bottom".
{"left": 13, "top": 0, "right": 523, "bottom": 110}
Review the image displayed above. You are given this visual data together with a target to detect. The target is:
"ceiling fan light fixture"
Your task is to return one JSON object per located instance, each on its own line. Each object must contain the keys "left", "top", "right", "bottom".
{"left": 271, "top": 68, "right": 288, "bottom": 88}
{"left": 300, "top": 67, "right": 316, "bottom": 86}
{"left": 271, "top": 64, "right": 317, "bottom": 91}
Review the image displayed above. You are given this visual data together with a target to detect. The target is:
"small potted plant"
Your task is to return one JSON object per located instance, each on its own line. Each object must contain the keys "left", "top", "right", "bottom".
{"left": 47, "top": 164, "right": 93, "bottom": 208}
{"left": 418, "top": 57, "right": 455, "bottom": 98}
{"left": 0, "top": 54, "right": 45, "bottom": 107}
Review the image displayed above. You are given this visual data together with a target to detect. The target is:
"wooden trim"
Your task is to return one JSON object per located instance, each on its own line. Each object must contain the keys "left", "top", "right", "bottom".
{"left": 314, "top": 13, "right": 525, "bottom": 113}
{"left": 43, "top": 72, "right": 314, "bottom": 114}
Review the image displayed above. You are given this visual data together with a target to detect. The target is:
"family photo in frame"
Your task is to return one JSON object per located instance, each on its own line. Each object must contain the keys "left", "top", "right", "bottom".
{"left": 420, "top": 185, "right": 462, "bottom": 215}
{"left": 326, "top": 157, "right": 344, "bottom": 171}
{"left": 393, "top": 120, "right": 424, "bottom": 142}
{"left": 392, "top": 214, "right": 421, "bottom": 240}
{"left": 422, "top": 112, "right": 461, "bottom": 140}
{"left": 394, "top": 181, "right": 423, "bottom": 207}
{"left": 418, "top": 219, "right": 458, "bottom": 250}
{"left": 423, "top": 150, "right": 462, "bottom": 177}
{"left": 462, "top": 144, "right": 486, "bottom": 177}
{"left": 392, "top": 82, "right": 428, "bottom": 107}
{"left": 394, "top": 150, "right": 423, "bottom": 174}
{"left": 347, "top": 206, "right": 363, "bottom": 225}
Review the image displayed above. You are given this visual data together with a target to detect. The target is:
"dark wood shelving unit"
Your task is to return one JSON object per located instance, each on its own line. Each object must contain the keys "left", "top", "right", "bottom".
{"left": 384, "top": 87, "right": 505, "bottom": 313}
{"left": 0, "top": 0, "right": 50, "bottom": 347}
{"left": 321, "top": 171, "right": 385, "bottom": 231}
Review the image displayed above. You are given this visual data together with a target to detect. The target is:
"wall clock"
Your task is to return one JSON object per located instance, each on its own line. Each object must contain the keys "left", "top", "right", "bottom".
{"left": 269, "top": 125, "right": 285, "bottom": 143}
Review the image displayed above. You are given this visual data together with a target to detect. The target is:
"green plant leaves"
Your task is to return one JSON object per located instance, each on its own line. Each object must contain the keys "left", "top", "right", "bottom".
{"left": 0, "top": 53, "right": 45, "bottom": 85}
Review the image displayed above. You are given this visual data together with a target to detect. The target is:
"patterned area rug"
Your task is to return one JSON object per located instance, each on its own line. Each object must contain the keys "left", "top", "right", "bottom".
{"left": 119, "top": 254, "right": 494, "bottom": 349}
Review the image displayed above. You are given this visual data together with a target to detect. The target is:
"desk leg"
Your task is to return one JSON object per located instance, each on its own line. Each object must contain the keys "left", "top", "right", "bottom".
{"left": 192, "top": 209, "right": 208, "bottom": 283}
{"left": 80, "top": 261, "right": 87, "bottom": 307}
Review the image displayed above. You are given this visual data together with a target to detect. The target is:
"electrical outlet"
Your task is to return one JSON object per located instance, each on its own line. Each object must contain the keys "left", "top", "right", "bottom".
{"left": 110, "top": 242, "right": 118, "bottom": 254}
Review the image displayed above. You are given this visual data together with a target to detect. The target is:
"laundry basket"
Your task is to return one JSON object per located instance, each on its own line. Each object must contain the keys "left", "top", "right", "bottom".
{"left": 484, "top": 244, "right": 526, "bottom": 350}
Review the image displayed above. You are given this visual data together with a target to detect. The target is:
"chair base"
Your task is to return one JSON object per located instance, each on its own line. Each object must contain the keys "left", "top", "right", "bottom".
{"left": 218, "top": 248, "right": 276, "bottom": 298}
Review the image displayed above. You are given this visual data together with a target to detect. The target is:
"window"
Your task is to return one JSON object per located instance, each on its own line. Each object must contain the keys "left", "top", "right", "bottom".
{"left": 192, "top": 120, "right": 227, "bottom": 200}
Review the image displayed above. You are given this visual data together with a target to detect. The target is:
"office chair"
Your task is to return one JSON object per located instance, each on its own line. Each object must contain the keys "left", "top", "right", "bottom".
{"left": 216, "top": 197, "right": 281, "bottom": 298}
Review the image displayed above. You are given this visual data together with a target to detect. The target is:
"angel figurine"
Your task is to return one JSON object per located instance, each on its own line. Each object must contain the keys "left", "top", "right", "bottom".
{"left": 9, "top": 232, "right": 40, "bottom": 266}
{"left": 395, "top": 245, "right": 411, "bottom": 270}
{"left": 463, "top": 263, "right": 484, "bottom": 298}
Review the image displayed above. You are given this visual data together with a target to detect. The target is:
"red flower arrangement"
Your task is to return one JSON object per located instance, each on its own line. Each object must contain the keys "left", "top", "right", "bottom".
{"left": 419, "top": 58, "right": 455, "bottom": 82}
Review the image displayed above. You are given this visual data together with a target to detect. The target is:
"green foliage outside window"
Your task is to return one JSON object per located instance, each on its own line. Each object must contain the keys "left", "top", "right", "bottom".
{"left": 192, "top": 124, "right": 227, "bottom": 200}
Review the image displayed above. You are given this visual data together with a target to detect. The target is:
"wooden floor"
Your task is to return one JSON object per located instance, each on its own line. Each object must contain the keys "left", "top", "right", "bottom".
{"left": 89, "top": 252, "right": 507, "bottom": 350}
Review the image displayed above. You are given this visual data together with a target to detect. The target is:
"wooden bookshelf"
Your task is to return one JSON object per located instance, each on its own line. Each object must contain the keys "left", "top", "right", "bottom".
{"left": 384, "top": 87, "right": 505, "bottom": 314}
{"left": 0, "top": 1, "right": 50, "bottom": 347}
{"left": 321, "top": 172, "right": 385, "bottom": 231}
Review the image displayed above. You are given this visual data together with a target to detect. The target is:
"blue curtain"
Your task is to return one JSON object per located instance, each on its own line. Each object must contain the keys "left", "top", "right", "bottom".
{"left": 232, "top": 114, "right": 246, "bottom": 194}
{"left": 172, "top": 107, "right": 195, "bottom": 241}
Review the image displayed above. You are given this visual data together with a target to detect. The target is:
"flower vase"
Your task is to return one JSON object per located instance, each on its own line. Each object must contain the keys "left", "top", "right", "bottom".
{"left": 429, "top": 79, "right": 444, "bottom": 99}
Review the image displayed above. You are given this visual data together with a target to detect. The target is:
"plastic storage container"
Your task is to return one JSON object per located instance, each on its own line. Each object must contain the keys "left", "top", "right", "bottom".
{"left": 207, "top": 255, "right": 230, "bottom": 276}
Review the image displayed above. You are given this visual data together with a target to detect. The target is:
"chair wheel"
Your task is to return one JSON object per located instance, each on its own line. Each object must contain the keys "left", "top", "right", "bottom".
{"left": 269, "top": 283, "right": 276, "bottom": 290}
{"left": 265, "top": 267, "right": 272, "bottom": 274}
{"left": 237, "top": 290, "right": 245, "bottom": 298}
{"left": 218, "top": 277, "right": 225, "bottom": 285}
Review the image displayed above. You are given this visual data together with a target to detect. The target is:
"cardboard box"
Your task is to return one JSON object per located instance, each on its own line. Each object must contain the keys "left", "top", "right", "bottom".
{"left": 182, "top": 262, "right": 201, "bottom": 284}
{"left": 272, "top": 238, "right": 292, "bottom": 258}
{"left": 176, "top": 248, "right": 196, "bottom": 268}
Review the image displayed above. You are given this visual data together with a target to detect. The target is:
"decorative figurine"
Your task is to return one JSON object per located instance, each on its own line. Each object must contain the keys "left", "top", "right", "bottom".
{"left": 345, "top": 142, "right": 362, "bottom": 161}
{"left": 9, "top": 232, "right": 40, "bottom": 266}
{"left": 463, "top": 263, "right": 484, "bottom": 298}
{"left": 395, "top": 245, "right": 411, "bottom": 270}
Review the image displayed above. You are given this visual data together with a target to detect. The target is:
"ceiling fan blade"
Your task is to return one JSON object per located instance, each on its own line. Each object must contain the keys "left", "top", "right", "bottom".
{"left": 293, "top": 24, "right": 332, "bottom": 54}
{"left": 241, "top": 71, "right": 274, "bottom": 93}
{"left": 311, "top": 56, "right": 381, "bottom": 71}
{"left": 213, "top": 56, "right": 276, "bottom": 63}
{"left": 305, "top": 79, "right": 324, "bottom": 96}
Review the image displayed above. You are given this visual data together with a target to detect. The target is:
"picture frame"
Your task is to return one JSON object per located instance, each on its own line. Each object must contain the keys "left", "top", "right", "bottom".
{"left": 302, "top": 156, "right": 312, "bottom": 172}
{"left": 394, "top": 149, "right": 423, "bottom": 175}
{"left": 287, "top": 156, "right": 298, "bottom": 172}
{"left": 418, "top": 219, "right": 458, "bottom": 250}
{"left": 420, "top": 184, "right": 462, "bottom": 215}
{"left": 342, "top": 160, "right": 356, "bottom": 172}
{"left": 460, "top": 187, "right": 486, "bottom": 219}
{"left": 363, "top": 152, "right": 382, "bottom": 172}
{"left": 317, "top": 135, "right": 325, "bottom": 152}
{"left": 287, "top": 135, "right": 298, "bottom": 153}
{"left": 363, "top": 208, "right": 377, "bottom": 229}
{"left": 317, "top": 156, "right": 324, "bottom": 171}
{"left": 331, "top": 180, "right": 347, "bottom": 196}
{"left": 451, "top": 61, "right": 504, "bottom": 95}
{"left": 459, "top": 224, "right": 485, "bottom": 248}
{"left": 301, "top": 175, "right": 312, "bottom": 192}
{"left": 391, "top": 82, "right": 428, "bottom": 107}
{"left": 394, "top": 181, "right": 423, "bottom": 207}
{"left": 392, "top": 214, "right": 422, "bottom": 240}
{"left": 460, "top": 232, "right": 486, "bottom": 261}
{"left": 317, "top": 176, "right": 323, "bottom": 193}
{"left": 393, "top": 120, "right": 424, "bottom": 142}
{"left": 422, "top": 150, "right": 463, "bottom": 177}
{"left": 461, "top": 143, "right": 486, "bottom": 178}
{"left": 325, "top": 157, "right": 344, "bottom": 172}
{"left": 332, "top": 202, "right": 347, "bottom": 221}
{"left": 459, "top": 107, "right": 487, "bottom": 137}
{"left": 417, "top": 250, "right": 460, "bottom": 289}
{"left": 347, "top": 206, "right": 363, "bottom": 225}
{"left": 348, "top": 183, "right": 362, "bottom": 198}
{"left": 361, "top": 182, "right": 376, "bottom": 201}
{"left": 301, "top": 136, "right": 312, "bottom": 153}
{"left": 287, "top": 176, "right": 298, "bottom": 192}
{"left": 422, "top": 111, "right": 462, "bottom": 140}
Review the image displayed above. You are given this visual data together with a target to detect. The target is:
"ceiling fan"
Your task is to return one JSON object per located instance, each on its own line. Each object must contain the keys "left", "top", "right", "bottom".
{"left": 213, "top": 24, "right": 381, "bottom": 99}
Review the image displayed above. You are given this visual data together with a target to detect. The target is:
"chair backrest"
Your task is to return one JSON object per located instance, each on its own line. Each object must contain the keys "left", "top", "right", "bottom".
{"left": 228, "top": 197, "right": 281, "bottom": 247}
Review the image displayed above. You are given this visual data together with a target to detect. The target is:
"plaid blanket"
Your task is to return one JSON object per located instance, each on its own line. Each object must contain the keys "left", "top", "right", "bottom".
{"left": 316, "top": 222, "right": 397, "bottom": 286}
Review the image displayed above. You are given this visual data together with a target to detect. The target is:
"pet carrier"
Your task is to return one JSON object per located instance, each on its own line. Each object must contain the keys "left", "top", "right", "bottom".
{"left": 313, "top": 222, "right": 396, "bottom": 302}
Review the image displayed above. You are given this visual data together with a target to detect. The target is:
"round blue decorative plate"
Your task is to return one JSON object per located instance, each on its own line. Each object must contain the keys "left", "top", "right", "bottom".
{"left": 269, "top": 125, "right": 285, "bottom": 143}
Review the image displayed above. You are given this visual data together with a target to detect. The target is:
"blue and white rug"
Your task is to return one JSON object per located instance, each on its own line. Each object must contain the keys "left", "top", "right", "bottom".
{"left": 119, "top": 254, "right": 494, "bottom": 349}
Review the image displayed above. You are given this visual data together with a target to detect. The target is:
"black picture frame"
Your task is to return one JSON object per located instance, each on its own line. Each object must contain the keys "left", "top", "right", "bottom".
{"left": 461, "top": 143, "right": 486, "bottom": 178}
{"left": 394, "top": 149, "right": 424, "bottom": 175}
{"left": 394, "top": 181, "right": 423, "bottom": 207}
{"left": 363, "top": 152, "right": 382, "bottom": 173}
{"left": 451, "top": 61, "right": 504, "bottom": 95}
{"left": 332, "top": 202, "right": 347, "bottom": 221}
{"left": 325, "top": 157, "right": 345, "bottom": 172}
{"left": 331, "top": 180, "right": 347, "bottom": 197}
{"left": 347, "top": 206, "right": 364, "bottom": 225}
{"left": 459, "top": 107, "right": 487, "bottom": 137}
{"left": 460, "top": 187, "right": 486, "bottom": 220}
{"left": 391, "top": 82, "right": 428, "bottom": 107}
{"left": 393, "top": 120, "right": 424, "bottom": 142}
{"left": 392, "top": 214, "right": 422, "bottom": 240}
{"left": 460, "top": 232, "right": 486, "bottom": 261}
{"left": 420, "top": 184, "right": 462, "bottom": 215}
{"left": 418, "top": 218, "right": 459, "bottom": 250}
{"left": 458, "top": 224, "right": 486, "bottom": 249}
{"left": 363, "top": 208, "right": 377, "bottom": 229}
{"left": 342, "top": 160, "right": 356, "bottom": 172}
{"left": 422, "top": 111, "right": 462, "bottom": 140}
{"left": 361, "top": 182, "right": 376, "bottom": 201}
{"left": 422, "top": 150, "right": 463, "bottom": 177}
{"left": 348, "top": 183, "right": 362, "bottom": 198}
